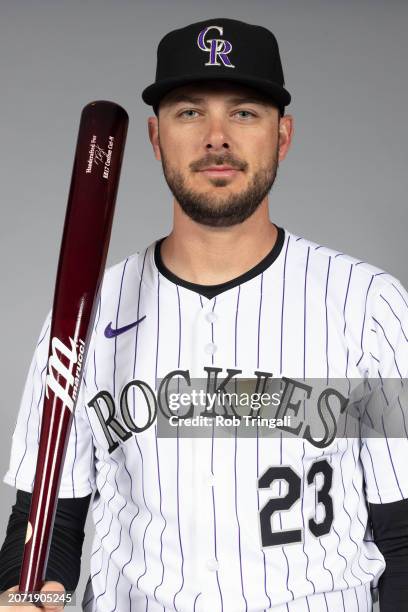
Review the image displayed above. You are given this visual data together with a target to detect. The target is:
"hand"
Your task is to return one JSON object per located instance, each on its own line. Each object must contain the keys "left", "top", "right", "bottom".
{"left": 2, "top": 581, "right": 67, "bottom": 611}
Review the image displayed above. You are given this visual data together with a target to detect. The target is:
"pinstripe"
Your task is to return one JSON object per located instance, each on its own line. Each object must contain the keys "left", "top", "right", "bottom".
{"left": 353, "top": 585, "right": 360, "bottom": 612}
{"left": 134, "top": 432, "right": 153, "bottom": 591}
{"left": 324, "top": 257, "right": 331, "bottom": 382}
{"left": 108, "top": 568, "right": 121, "bottom": 612}
{"left": 303, "top": 246, "right": 310, "bottom": 379}
{"left": 301, "top": 247, "right": 316, "bottom": 610}
{"left": 372, "top": 315, "right": 403, "bottom": 377}
{"left": 14, "top": 365, "right": 37, "bottom": 486}
{"left": 280, "top": 433, "right": 294, "bottom": 600}
{"left": 340, "top": 586, "right": 346, "bottom": 611}
{"left": 193, "top": 593, "right": 201, "bottom": 610}
{"left": 36, "top": 321, "right": 50, "bottom": 347}
{"left": 121, "top": 511, "right": 140, "bottom": 579}
{"left": 398, "top": 395, "right": 408, "bottom": 438}
{"left": 209, "top": 296, "right": 224, "bottom": 610}
{"left": 99, "top": 484, "right": 128, "bottom": 609}
{"left": 152, "top": 272, "right": 168, "bottom": 605}
{"left": 256, "top": 273, "right": 272, "bottom": 609}
{"left": 339, "top": 440, "right": 366, "bottom": 584}
{"left": 316, "top": 258, "right": 336, "bottom": 592}
{"left": 257, "top": 273, "right": 263, "bottom": 368}
{"left": 350, "top": 442, "right": 372, "bottom": 537}
{"left": 280, "top": 236, "right": 290, "bottom": 373}
{"left": 380, "top": 293, "right": 408, "bottom": 341}
{"left": 152, "top": 424, "right": 166, "bottom": 603}
{"left": 278, "top": 236, "right": 293, "bottom": 603}
{"left": 382, "top": 415, "right": 404, "bottom": 498}
{"left": 327, "top": 453, "right": 350, "bottom": 589}
{"left": 172, "top": 284, "right": 185, "bottom": 612}
{"left": 361, "top": 443, "right": 382, "bottom": 502}
{"left": 255, "top": 418, "right": 272, "bottom": 609}
{"left": 234, "top": 426, "right": 248, "bottom": 610}
{"left": 132, "top": 247, "right": 148, "bottom": 381}
{"left": 93, "top": 457, "right": 120, "bottom": 598}
{"left": 342, "top": 264, "right": 353, "bottom": 439}
{"left": 71, "top": 411, "right": 78, "bottom": 496}
{"left": 35, "top": 364, "right": 47, "bottom": 448}
{"left": 317, "top": 510, "right": 334, "bottom": 591}
{"left": 301, "top": 443, "right": 316, "bottom": 594}
{"left": 92, "top": 292, "right": 102, "bottom": 392}
{"left": 356, "top": 276, "right": 374, "bottom": 367}
{"left": 233, "top": 284, "right": 248, "bottom": 610}
{"left": 111, "top": 448, "right": 140, "bottom": 612}
{"left": 234, "top": 285, "right": 240, "bottom": 367}
{"left": 113, "top": 258, "right": 129, "bottom": 397}
{"left": 392, "top": 282, "right": 408, "bottom": 308}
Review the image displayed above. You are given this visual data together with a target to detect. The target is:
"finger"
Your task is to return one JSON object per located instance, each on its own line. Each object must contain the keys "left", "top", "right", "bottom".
{"left": 38, "top": 581, "right": 66, "bottom": 611}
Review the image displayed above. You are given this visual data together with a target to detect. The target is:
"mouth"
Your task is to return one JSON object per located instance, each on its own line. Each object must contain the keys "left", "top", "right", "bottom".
{"left": 199, "top": 166, "right": 242, "bottom": 178}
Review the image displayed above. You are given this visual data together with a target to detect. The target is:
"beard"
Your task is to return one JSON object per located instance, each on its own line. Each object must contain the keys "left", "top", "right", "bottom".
{"left": 159, "top": 145, "right": 279, "bottom": 228}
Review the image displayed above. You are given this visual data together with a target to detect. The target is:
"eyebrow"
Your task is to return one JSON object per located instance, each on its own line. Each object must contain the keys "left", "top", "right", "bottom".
{"left": 164, "top": 94, "right": 271, "bottom": 107}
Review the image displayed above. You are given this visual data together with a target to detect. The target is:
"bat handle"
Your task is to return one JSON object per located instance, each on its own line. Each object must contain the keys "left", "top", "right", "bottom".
{"left": 18, "top": 405, "right": 73, "bottom": 593}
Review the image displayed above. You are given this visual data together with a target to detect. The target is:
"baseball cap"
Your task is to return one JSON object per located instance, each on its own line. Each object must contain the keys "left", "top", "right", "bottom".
{"left": 142, "top": 17, "right": 291, "bottom": 116}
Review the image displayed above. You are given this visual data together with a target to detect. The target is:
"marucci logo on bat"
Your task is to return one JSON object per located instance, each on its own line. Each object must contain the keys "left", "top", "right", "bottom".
{"left": 45, "top": 336, "right": 85, "bottom": 412}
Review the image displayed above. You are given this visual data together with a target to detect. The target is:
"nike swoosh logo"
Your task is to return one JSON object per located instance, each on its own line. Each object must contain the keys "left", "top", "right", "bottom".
{"left": 104, "top": 315, "right": 146, "bottom": 338}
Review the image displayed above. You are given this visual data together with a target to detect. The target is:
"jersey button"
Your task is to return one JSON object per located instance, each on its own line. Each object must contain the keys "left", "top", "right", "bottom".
{"left": 204, "top": 343, "right": 217, "bottom": 354}
{"left": 206, "top": 312, "right": 217, "bottom": 323}
{"left": 206, "top": 559, "right": 219, "bottom": 572}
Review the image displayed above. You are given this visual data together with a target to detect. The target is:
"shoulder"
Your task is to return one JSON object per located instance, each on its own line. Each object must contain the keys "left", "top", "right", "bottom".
{"left": 284, "top": 228, "right": 405, "bottom": 292}
{"left": 99, "top": 242, "right": 156, "bottom": 301}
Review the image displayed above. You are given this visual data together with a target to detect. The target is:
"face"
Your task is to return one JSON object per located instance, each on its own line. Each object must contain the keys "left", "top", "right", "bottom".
{"left": 148, "top": 81, "right": 293, "bottom": 227}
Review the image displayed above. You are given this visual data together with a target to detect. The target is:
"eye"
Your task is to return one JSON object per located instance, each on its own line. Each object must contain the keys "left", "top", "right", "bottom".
{"left": 234, "top": 110, "right": 256, "bottom": 119}
{"left": 178, "top": 109, "right": 199, "bottom": 119}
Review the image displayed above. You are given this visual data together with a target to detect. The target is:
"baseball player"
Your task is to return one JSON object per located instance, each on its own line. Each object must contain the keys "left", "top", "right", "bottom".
{"left": 1, "top": 17, "right": 408, "bottom": 612}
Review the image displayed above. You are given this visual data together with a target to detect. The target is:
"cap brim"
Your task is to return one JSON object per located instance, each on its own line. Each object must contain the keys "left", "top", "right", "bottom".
{"left": 141, "top": 73, "right": 291, "bottom": 111}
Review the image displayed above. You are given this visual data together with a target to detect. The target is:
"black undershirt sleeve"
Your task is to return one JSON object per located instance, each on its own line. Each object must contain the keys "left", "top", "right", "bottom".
{"left": 0, "top": 489, "right": 92, "bottom": 593}
{"left": 369, "top": 497, "right": 408, "bottom": 611}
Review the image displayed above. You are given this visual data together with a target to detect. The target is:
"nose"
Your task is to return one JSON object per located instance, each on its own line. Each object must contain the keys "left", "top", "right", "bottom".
{"left": 204, "top": 116, "right": 230, "bottom": 151}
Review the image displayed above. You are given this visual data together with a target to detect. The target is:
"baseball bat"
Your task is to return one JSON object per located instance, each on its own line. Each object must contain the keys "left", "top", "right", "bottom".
{"left": 18, "top": 100, "right": 128, "bottom": 593}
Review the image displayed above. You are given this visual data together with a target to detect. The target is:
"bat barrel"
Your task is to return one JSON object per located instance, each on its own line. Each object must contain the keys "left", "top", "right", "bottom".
{"left": 18, "top": 101, "right": 128, "bottom": 593}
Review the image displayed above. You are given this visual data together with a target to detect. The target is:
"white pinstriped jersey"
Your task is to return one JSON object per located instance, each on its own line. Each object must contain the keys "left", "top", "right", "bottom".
{"left": 3, "top": 227, "right": 408, "bottom": 612}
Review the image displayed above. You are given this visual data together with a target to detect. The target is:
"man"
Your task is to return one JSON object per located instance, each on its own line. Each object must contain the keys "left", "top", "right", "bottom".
{"left": 1, "top": 17, "right": 407, "bottom": 612}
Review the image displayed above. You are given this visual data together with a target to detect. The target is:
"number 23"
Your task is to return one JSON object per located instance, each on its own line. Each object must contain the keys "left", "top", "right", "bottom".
{"left": 258, "top": 459, "right": 334, "bottom": 547}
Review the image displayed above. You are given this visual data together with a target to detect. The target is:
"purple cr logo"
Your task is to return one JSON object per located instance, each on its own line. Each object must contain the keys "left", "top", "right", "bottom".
{"left": 197, "top": 26, "right": 235, "bottom": 68}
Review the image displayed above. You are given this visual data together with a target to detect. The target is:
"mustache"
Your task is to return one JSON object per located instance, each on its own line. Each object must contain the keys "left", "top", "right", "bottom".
{"left": 190, "top": 154, "right": 248, "bottom": 172}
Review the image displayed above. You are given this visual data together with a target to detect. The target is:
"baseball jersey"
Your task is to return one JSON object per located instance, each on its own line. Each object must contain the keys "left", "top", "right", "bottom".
{"left": 3, "top": 226, "right": 408, "bottom": 612}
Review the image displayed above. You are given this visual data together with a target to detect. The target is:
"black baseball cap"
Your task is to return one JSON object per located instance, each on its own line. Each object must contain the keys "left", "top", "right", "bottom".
{"left": 142, "top": 18, "right": 291, "bottom": 116}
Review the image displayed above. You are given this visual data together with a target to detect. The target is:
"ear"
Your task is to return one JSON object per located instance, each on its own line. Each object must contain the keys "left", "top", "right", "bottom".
{"left": 277, "top": 114, "right": 294, "bottom": 162}
{"left": 148, "top": 115, "right": 161, "bottom": 161}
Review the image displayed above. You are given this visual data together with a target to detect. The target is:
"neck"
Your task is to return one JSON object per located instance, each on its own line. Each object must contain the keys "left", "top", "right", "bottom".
{"left": 160, "top": 198, "right": 278, "bottom": 286}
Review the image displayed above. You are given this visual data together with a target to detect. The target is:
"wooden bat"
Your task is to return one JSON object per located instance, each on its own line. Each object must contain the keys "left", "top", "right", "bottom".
{"left": 18, "top": 100, "right": 128, "bottom": 593}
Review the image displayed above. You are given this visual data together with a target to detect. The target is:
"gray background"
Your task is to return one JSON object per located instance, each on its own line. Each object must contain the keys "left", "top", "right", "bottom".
{"left": 1, "top": 1, "right": 407, "bottom": 609}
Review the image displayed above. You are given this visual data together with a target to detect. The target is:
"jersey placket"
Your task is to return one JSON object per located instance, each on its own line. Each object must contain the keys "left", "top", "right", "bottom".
{"left": 188, "top": 295, "right": 224, "bottom": 612}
